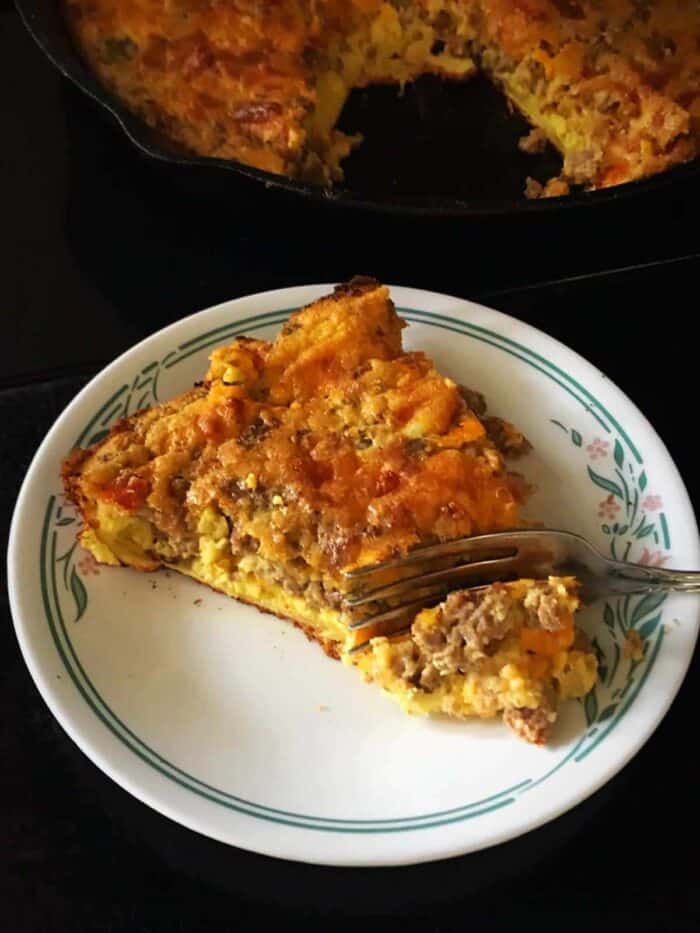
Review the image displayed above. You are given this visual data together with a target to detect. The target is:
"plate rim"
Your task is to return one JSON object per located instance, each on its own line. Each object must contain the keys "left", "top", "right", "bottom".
{"left": 8, "top": 283, "right": 700, "bottom": 866}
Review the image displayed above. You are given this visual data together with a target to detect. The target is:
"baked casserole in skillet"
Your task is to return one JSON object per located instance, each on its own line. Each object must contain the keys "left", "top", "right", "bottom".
{"left": 64, "top": 0, "right": 699, "bottom": 194}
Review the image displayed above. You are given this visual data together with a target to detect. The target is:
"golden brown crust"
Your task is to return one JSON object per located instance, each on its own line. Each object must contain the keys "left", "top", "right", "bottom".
{"left": 330, "top": 275, "right": 383, "bottom": 299}
{"left": 64, "top": 0, "right": 699, "bottom": 190}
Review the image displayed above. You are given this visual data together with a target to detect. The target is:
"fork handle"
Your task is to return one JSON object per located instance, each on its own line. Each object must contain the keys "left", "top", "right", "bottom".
{"left": 607, "top": 562, "right": 700, "bottom": 594}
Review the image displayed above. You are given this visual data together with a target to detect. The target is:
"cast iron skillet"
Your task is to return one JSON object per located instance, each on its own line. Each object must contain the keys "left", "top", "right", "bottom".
{"left": 17, "top": 0, "right": 700, "bottom": 216}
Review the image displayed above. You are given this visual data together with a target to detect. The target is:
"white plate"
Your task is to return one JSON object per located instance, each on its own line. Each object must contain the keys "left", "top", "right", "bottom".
{"left": 8, "top": 285, "right": 699, "bottom": 867}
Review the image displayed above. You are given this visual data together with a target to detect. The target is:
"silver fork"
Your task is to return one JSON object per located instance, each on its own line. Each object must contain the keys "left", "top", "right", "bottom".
{"left": 342, "top": 529, "right": 700, "bottom": 646}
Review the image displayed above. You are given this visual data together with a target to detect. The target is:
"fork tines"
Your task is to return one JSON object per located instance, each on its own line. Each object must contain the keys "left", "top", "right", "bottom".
{"left": 343, "top": 532, "right": 536, "bottom": 638}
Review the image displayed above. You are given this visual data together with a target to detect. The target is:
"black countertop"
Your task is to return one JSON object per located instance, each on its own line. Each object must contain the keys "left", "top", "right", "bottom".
{"left": 3, "top": 3, "right": 699, "bottom": 929}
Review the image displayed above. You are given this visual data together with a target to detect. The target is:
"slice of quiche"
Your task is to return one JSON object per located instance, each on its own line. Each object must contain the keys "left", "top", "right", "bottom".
{"left": 63, "top": 277, "right": 596, "bottom": 742}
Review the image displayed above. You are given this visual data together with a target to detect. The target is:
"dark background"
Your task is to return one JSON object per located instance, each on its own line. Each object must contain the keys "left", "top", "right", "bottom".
{"left": 2, "top": 1, "right": 699, "bottom": 929}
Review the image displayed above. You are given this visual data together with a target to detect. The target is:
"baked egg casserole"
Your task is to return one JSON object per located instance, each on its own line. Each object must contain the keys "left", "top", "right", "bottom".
{"left": 63, "top": 0, "right": 700, "bottom": 193}
{"left": 63, "top": 278, "right": 597, "bottom": 743}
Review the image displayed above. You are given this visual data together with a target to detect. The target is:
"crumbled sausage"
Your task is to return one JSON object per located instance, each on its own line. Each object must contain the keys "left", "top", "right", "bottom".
{"left": 523, "top": 585, "right": 568, "bottom": 631}
{"left": 389, "top": 641, "right": 423, "bottom": 683}
{"left": 412, "top": 588, "right": 516, "bottom": 684}
{"left": 503, "top": 705, "right": 555, "bottom": 745}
